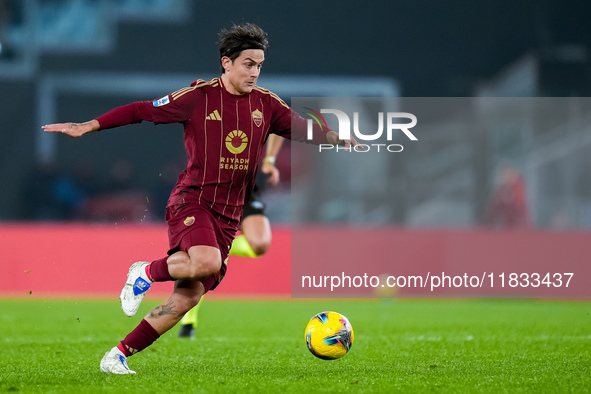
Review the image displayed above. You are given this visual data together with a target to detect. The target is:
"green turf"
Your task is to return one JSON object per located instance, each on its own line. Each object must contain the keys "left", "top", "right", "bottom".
{"left": 0, "top": 298, "right": 589, "bottom": 393}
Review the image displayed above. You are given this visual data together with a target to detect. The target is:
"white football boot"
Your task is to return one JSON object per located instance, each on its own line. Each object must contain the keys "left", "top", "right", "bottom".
{"left": 120, "top": 261, "right": 152, "bottom": 317}
{"left": 100, "top": 347, "right": 136, "bottom": 374}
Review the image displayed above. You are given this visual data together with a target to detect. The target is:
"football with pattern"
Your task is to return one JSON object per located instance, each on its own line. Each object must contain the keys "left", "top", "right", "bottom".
{"left": 305, "top": 311, "right": 354, "bottom": 360}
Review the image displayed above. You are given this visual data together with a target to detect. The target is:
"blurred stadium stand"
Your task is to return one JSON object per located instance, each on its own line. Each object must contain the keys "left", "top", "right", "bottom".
{"left": 1, "top": 0, "right": 591, "bottom": 229}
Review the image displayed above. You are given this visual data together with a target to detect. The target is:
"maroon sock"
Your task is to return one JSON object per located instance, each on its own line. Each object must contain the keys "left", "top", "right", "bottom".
{"left": 119, "top": 319, "right": 160, "bottom": 357}
{"left": 149, "top": 256, "right": 175, "bottom": 282}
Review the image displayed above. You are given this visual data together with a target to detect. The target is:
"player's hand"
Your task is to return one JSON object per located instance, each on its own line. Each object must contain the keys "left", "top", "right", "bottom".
{"left": 326, "top": 130, "right": 358, "bottom": 151}
{"left": 262, "top": 160, "right": 280, "bottom": 186}
{"left": 41, "top": 120, "right": 99, "bottom": 138}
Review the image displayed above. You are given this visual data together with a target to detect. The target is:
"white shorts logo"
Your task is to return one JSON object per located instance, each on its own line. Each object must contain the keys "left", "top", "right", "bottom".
{"left": 153, "top": 96, "right": 170, "bottom": 107}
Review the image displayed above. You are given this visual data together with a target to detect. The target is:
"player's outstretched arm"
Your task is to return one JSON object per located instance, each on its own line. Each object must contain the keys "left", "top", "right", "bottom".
{"left": 42, "top": 120, "right": 100, "bottom": 138}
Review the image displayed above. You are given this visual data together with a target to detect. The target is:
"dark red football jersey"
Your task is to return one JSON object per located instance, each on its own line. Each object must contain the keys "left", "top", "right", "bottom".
{"left": 96, "top": 77, "right": 327, "bottom": 224}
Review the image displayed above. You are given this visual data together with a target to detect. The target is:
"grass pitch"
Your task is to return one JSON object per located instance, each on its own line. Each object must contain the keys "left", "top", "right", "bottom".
{"left": 0, "top": 298, "right": 589, "bottom": 393}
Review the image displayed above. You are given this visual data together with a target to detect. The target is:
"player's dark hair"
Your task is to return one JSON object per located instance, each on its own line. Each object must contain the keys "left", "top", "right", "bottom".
{"left": 218, "top": 23, "right": 269, "bottom": 73}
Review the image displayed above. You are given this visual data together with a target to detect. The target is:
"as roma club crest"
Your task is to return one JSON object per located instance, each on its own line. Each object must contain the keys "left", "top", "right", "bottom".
{"left": 252, "top": 109, "right": 263, "bottom": 127}
{"left": 183, "top": 216, "right": 195, "bottom": 226}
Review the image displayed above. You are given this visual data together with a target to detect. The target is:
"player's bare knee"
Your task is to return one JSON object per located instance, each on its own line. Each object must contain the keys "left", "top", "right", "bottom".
{"left": 197, "top": 257, "right": 221, "bottom": 278}
{"left": 188, "top": 252, "right": 221, "bottom": 279}
{"left": 251, "top": 240, "right": 270, "bottom": 256}
{"left": 247, "top": 234, "right": 271, "bottom": 256}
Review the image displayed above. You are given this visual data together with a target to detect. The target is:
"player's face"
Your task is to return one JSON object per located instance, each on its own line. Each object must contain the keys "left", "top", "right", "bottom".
{"left": 222, "top": 49, "right": 265, "bottom": 95}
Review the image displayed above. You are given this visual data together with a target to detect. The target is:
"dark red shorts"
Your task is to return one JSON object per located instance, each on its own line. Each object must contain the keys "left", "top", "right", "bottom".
{"left": 165, "top": 200, "right": 238, "bottom": 292}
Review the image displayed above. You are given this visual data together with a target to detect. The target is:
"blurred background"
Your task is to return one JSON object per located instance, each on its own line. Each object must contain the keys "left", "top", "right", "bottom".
{"left": 1, "top": 0, "right": 590, "bottom": 229}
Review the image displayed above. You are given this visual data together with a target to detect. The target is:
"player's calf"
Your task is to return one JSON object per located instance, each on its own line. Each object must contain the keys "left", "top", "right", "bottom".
{"left": 166, "top": 292, "right": 201, "bottom": 318}
{"left": 249, "top": 238, "right": 271, "bottom": 256}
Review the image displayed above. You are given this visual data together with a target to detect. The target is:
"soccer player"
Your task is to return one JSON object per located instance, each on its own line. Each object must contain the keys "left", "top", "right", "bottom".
{"left": 42, "top": 23, "right": 354, "bottom": 374}
{"left": 481, "top": 161, "right": 530, "bottom": 228}
{"left": 177, "top": 134, "right": 284, "bottom": 338}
